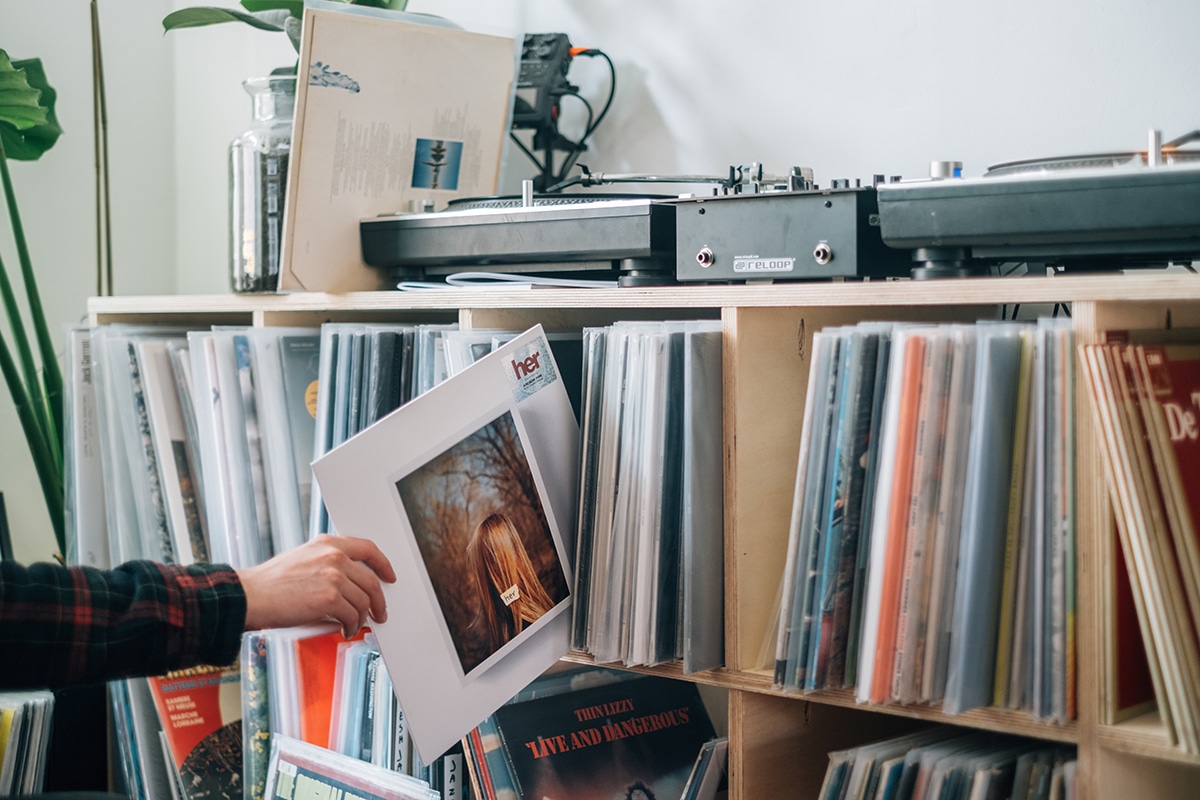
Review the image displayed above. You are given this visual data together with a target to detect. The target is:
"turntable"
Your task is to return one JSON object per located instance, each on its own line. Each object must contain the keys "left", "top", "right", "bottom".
{"left": 876, "top": 129, "right": 1200, "bottom": 278}
{"left": 360, "top": 192, "right": 679, "bottom": 287}
{"left": 359, "top": 168, "right": 758, "bottom": 287}
{"left": 359, "top": 130, "right": 1200, "bottom": 286}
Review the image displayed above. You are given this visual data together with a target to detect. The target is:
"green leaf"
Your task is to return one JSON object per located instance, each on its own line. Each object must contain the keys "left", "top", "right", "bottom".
{"left": 163, "top": 7, "right": 292, "bottom": 33}
{"left": 0, "top": 51, "right": 46, "bottom": 131}
{"left": 352, "top": 0, "right": 409, "bottom": 8}
{"left": 0, "top": 55, "right": 62, "bottom": 162}
{"left": 240, "top": 0, "right": 303, "bottom": 16}
{"left": 285, "top": 15, "right": 302, "bottom": 52}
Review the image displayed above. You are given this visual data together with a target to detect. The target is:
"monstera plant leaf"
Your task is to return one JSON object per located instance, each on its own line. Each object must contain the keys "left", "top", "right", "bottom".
{"left": 164, "top": 0, "right": 407, "bottom": 52}
{"left": 240, "top": 0, "right": 303, "bottom": 12}
{"left": 0, "top": 52, "right": 63, "bottom": 161}
{"left": 162, "top": 7, "right": 295, "bottom": 34}
{"left": 0, "top": 48, "right": 65, "bottom": 556}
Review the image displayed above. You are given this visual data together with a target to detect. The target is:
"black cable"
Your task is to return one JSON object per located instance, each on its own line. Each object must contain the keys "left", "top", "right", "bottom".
{"left": 575, "top": 50, "right": 616, "bottom": 142}
{"left": 555, "top": 92, "right": 595, "bottom": 182}
{"left": 545, "top": 49, "right": 616, "bottom": 190}
{"left": 561, "top": 91, "right": 596, "bottom": 141}
{"left": 509, "top": 130, "right": 544, "bottom": 172}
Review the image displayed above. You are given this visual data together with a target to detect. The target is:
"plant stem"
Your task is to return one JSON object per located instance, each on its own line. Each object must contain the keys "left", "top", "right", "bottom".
{"left": 0, "top": 327, "right": 64, "bottom": 555}
{"left": 92, "top": 0, "right": 113, "bottom": 298}
{"left": 0, "top": 249, "right": 55, "bottom": 467}
{"left": 0, "top": 141, "right": 62, "bottom": 473}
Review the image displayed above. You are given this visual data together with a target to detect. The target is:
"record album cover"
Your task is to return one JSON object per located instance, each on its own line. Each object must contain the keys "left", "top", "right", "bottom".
{"left": 279, "top": 5, "right": 516, "bottom": 292}
{"left": 313, "top": 325, "right": 578, "bottom": 764}
{"left": 147, "top": 665, "right": 243, "bottom": 800}
{"left": 493, "top": 676, "right": 716, "bottom": 800}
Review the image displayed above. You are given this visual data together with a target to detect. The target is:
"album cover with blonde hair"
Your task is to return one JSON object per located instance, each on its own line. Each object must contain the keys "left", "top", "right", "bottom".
{"left": 314, "top": 325, "right": 578, "bottom": 764}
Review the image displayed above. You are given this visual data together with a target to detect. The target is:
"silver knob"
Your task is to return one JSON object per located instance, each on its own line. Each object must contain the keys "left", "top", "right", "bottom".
{"left": 930, "top": 161, "right": 963, "bottom": 179}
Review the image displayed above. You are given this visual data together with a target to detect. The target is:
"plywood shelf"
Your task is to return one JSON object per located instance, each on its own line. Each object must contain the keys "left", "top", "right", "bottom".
{"left": 1097, "top": 713, "right": 1200, "bottom": 766}
{"left": 91, "top": 272, "right": 1200, "bottom": 799}
{"left": 564, "top": 653, "right": 1078, "bottom": 745}
{"left": 90, "top": 272, "right": 1200, "bottom": 321}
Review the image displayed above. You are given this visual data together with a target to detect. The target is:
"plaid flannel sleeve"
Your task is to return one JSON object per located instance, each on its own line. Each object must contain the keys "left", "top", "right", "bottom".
{"left": 0, "top": 559, "right": 247, "bottom": 689}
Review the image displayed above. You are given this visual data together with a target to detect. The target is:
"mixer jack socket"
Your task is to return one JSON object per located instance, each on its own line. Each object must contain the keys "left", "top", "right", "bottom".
{"left": 813, "top": 242, "right": 833, "bottom": 265}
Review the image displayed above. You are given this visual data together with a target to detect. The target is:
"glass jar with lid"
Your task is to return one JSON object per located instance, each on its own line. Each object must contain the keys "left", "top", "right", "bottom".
{"left": 230, "top": 74, "right": 295, "bottom": 293}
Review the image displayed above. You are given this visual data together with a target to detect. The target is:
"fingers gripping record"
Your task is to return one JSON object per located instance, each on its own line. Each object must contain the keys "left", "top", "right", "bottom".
{"left": 237, "top": 534, "right": 396, "bottom": 636}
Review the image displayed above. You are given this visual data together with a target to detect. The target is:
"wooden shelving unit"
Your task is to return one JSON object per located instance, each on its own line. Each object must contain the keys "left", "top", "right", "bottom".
{"left": 90, "top": 273, "right": 1200, "bottom": 799}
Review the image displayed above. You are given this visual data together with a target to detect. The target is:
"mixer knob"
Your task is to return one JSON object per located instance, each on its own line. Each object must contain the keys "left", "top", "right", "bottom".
{"left": 930, "top": 161, "right": 963, "bottom": 179}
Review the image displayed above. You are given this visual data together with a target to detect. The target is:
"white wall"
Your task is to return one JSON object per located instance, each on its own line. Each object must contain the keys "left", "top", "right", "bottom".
{"left": 0, "top": 0, "right": 178, "bottom": 561}
{"left": 492, "top": 0, "right": 1200, "bottom": 184}
{"left": 0, "top": 1, "right": 294, "bottom": 560}
{"left": 0, "top": 0, "right": 1197, "bottom": 561}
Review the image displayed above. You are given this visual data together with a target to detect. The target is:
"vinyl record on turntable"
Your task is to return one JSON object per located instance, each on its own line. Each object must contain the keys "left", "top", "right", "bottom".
{"left": 985, "top": 129, "right": 1200, "bottom": 177}
{"left": 877, "top": 128, "right": 1200, "bottom": 277}
{"left": 445, "top": 192, "right": 675, "bottom": 210}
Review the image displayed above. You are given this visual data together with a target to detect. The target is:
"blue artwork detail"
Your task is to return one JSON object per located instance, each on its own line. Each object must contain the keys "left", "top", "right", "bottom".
{"left": 308, "top": 61, "right": 360, "bottom": 92}
{"left": 412, "top": 138, "right": 464, "bottom": 191}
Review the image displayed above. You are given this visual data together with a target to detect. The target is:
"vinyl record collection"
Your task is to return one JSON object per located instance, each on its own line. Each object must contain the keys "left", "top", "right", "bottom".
{"left": 67, "top": 318, "right": 639, "bottom": 800}
{"left": 569, "top": 321, "right": 726, "bottom": 673}
{"left": 241, "top": 626, "right": 454, "bottom": 800}
{"left": 1080, "top": 334, "right": 1200, "bottom": 753}
{"left": 773, "top": 317, "right": 1077, "bottom": 722}
{"left": 818, "top": 728, "right": 1077, "bottom": 800}
{"left": 0, "top": 690, "right": 54, "bottom": 796}
{"left": 70, "top": 320, "right": 461, "bottom": 800}
{"left": 66, "top": 303, "right": 1091, "bottom": 800}
{"left": 73, "top": 321, "right": 458, "bottom": 574}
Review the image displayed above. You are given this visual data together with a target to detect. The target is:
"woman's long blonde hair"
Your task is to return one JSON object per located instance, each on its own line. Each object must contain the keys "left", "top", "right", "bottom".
{"left": 467, "top": 512, "right": 555, "bottom": 649}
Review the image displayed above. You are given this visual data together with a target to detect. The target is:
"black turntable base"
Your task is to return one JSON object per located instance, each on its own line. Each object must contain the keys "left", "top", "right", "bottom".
{"left": 360, "top": 194, "right": 678, "bottom": 287}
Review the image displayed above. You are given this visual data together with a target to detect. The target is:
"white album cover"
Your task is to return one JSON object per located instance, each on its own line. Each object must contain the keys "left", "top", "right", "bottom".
{"left": 279, "top": 4, "right": 516, "bottom": 292}
{"left": 312, "top": 325, "right": 578, "bottom": 764}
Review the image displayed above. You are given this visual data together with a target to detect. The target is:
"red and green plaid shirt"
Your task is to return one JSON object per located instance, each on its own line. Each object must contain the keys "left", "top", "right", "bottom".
{"left": 0, "top": 559, "right": 246, "bottom": 689}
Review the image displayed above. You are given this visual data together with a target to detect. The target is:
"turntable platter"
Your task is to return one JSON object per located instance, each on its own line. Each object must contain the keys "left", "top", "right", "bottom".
{"left": 446, "top": 192, "right": 673, "bottom": 211}
{"left": 986, "top": 129, "right": 1200, "bottom": 177}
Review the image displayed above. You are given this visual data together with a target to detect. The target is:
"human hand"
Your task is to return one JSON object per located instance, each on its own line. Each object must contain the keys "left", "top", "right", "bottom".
{"left": 236, "top": 534, "right": 396, "bottom": 637}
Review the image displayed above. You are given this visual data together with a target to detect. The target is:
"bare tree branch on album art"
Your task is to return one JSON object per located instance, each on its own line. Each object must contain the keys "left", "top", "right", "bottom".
{"left": 395, "top": 409, "right": 570, "bottom": 679}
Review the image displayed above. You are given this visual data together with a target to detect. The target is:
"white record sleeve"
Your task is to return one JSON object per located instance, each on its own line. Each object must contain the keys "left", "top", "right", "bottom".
{"left": 313, "top": 325, "right": 578, "bottom": 763}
